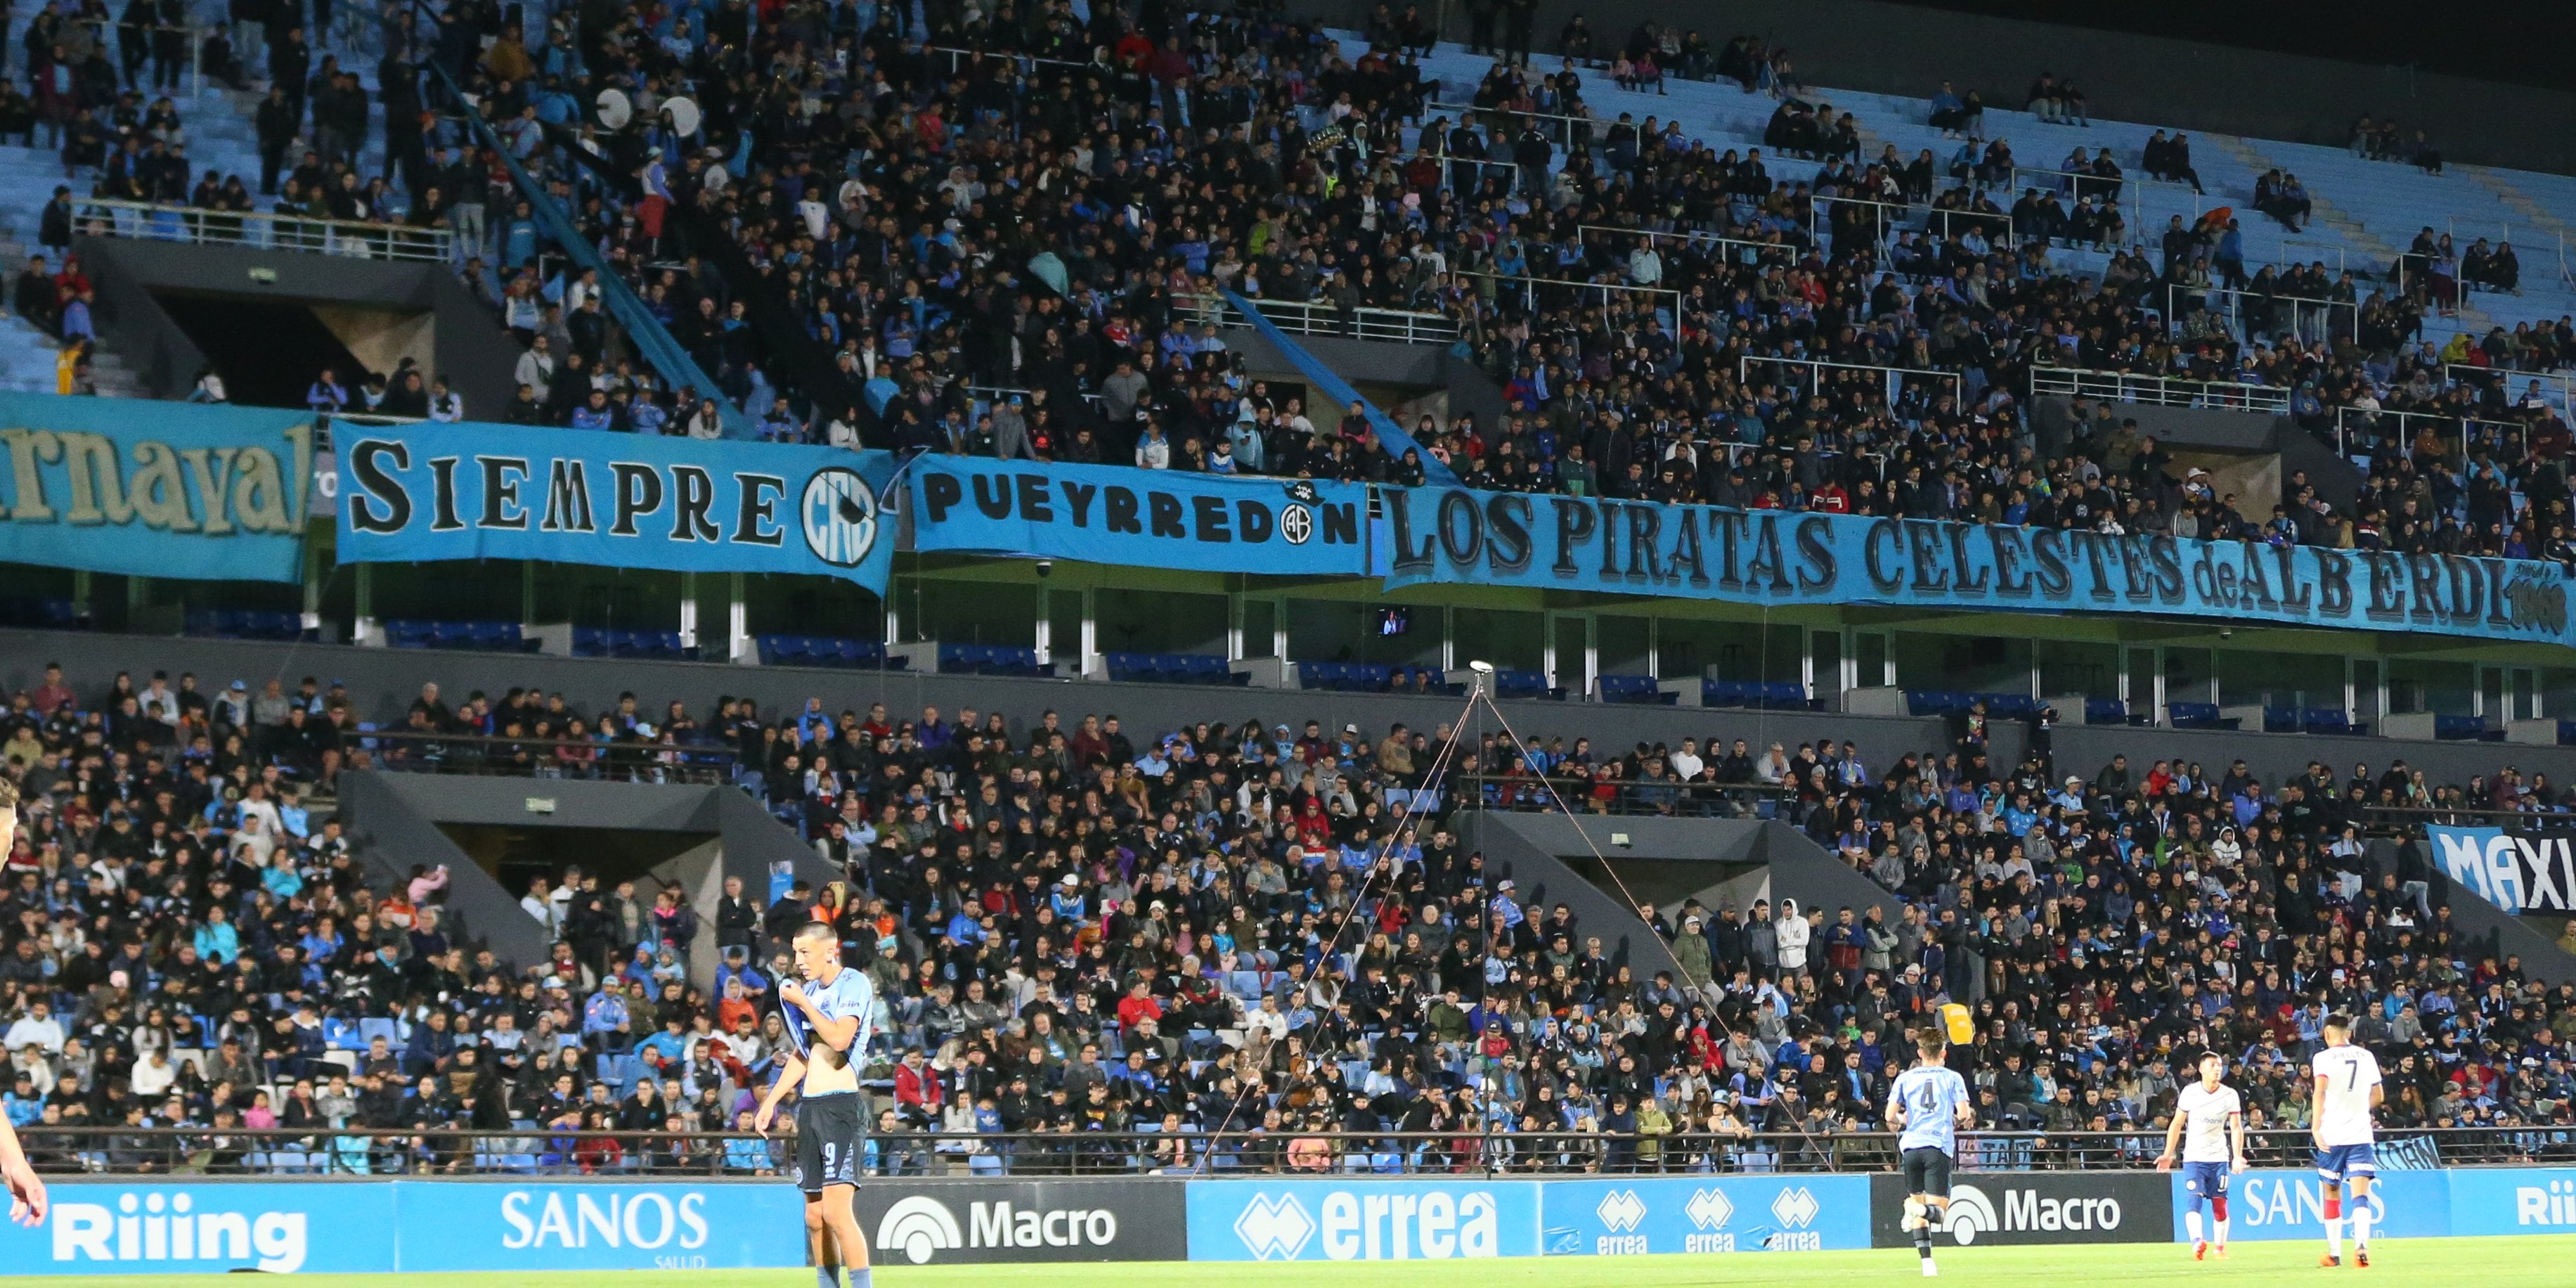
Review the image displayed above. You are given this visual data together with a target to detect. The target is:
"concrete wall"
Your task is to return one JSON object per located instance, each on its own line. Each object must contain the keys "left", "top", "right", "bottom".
{"left": 74, "top": 236, "right": 522, "bottom": 411}
{"left": 8, "top": 626, "right": 2576, "bottom": 785}
{"left": 331, "top": 770, "right": 831, "bottom": 977}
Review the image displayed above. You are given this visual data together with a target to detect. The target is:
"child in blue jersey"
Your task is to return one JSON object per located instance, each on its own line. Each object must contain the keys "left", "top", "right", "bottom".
{"left": 1886, "top": 1030, "right": 1974, "bottom": 1277}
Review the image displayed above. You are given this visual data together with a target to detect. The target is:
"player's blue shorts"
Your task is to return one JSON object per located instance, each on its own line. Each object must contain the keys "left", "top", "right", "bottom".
{"left": 2182, "top": 1161, "right": 2231, "bottom": 1202}
{"left": 2315, "top": 1142, "right": 2377, "bottom": 1183}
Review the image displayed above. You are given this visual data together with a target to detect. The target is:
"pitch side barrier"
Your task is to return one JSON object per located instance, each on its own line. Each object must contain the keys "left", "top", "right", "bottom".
{"left": 9, "top": 1168, "right": 2576, "bottom": 1272}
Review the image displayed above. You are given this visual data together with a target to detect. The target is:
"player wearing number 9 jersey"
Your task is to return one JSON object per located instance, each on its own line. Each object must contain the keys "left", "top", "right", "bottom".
{"left": 2311, "top": 1013, "right": 2383, "bottom": 1268}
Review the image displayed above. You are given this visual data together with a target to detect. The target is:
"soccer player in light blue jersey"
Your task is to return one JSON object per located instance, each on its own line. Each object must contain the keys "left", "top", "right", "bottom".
{"left": 1886, "top": 1030, "right": 1975, "bottom": 1277}
{"left": 757, "top": 922, "right": 881, "bottom": 1288}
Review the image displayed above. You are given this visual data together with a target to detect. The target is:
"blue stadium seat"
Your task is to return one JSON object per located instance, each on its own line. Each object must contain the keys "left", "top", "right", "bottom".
{"left": 2167, "top": 702, "right": 2238, "bottom": 730}
{"left": 1596, "top": 674, "right": 1675, "bottom": 705}
{"left": 758, "top": 634, "right": 805, "bottom": 666}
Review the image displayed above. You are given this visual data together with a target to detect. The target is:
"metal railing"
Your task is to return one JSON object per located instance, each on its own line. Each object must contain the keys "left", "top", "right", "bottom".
{"left": 2029, "top": 365, "right": 2292, "bottom": 414}
{"left": 20, "top": 1124, "right": 2571, "bottom": 1177}
{"left": 1460, "top": 771, "right": 1800, "bottom": 819}
{"left": 2445, "top": 363, "right": 2574, "bottom": 413}
{"left": 70, "top": 198, "right": 456, "bottom": 263}
{"left": 357, "top": 728, "right": 738, "bottom": 784}
{"left": 1446, "top": 268, "right": 1680, "bottom": 320}
{"left": 1175, "top": 293, "right": 1461, "bottom": 346}
{"left": 1740, "top": 355, "right": 1965, "bottom": 412}
{"left": 2329, "top": 404, "right": 2530, "bottom": 463}
{"left": 2166, "top": 283, "right": 2357, "bottom": 344}
{"left": 1578, "top": 224, "right": 1808, "bottom": 270}
{"left": 925, "top": 43, "right": 1089, "bottom": 72}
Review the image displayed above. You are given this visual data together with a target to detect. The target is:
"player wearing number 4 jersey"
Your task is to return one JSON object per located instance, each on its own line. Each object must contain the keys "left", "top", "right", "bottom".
{"left": 2311, "top": 1013, "right": 2385, "bottom": 1268}
{"left": 2156, "top": 1051, "right": 2248, "bottom": 1261}
{"left": 1886, "top": 1030, "right": 1974, "bottom": 1278}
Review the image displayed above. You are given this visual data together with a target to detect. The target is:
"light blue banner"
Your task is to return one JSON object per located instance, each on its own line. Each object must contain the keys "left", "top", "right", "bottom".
{"left": 1186, "top": 1177, "right": 1540, "bottom": 1261}
{"left": 1539, "top": 1175, "right": 1868, "bottom": 1255}
{"left": 335, "top": 422, "right": 898, "bottom": 593}
{"left": 2427, "top": 823, "right": 2576, "bottom": 915}
{"left": 2447, "top": 1165, "right": 2576, "bottom": 1237}
{"left": 0, "top": 1180, "right": 811, "bottom": 1274}
{"left": 5, "top": 1182, "right": 396, "bottom": 1274}
{"left": 2173, "top": 1168, "right": 2449, "bottom": 1242}
{"left": 909, "top": 455, "right": 1373, "bottom": 577}
{"left": 1380, "top": 486, "right": 2576, "bottom": 647}
{"left": 394, "top": 1180, "right": 805, "bottom": 1271}
{"left": 0, "top": 394, "right": 313, "bottom": 581}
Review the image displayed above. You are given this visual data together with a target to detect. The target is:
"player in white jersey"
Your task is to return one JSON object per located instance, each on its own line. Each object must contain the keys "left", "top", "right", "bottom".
{"left": 2156, "top": 1051, "right": 2247, "bottom": 1261}
{"left": 2310, "top": 1013, "right": 2384, "bottom": 1268}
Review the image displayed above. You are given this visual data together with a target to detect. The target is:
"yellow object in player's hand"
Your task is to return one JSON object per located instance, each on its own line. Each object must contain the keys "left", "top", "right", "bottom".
{"left": 1941, "top": 1002, "right": 1974, "bottom": 1045}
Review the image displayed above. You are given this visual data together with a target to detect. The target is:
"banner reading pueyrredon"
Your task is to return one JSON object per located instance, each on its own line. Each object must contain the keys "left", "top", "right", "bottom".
{"left": 0, "top": 394, "right": 313, "bottom": 581}
{"left": 335, "top": 422, "right": 898, "bottom": 593}
{"left": 1380, "top": 487, "right": 2576, "bottom": 645}
{"left": 909, "top": 455, "right": 1371, "bottom": 575}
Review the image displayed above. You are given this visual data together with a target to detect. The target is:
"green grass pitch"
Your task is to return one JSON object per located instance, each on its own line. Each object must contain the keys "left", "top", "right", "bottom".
{"left": 15, "top": 1236, "right": 2576, "bottom": 1288}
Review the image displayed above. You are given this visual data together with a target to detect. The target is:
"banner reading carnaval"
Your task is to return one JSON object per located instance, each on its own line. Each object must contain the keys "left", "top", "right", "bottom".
{"left": 0, "top": 394, "right": 315, "bottom": 582}
{"left": 907, "top": 454, "right": 1373, "bottom": 575}
{"left": 1378, "top": 485, "right": 2576, "bottom": 648}
{"left": 335, "top": 422, "right": 899, "bottom": 592}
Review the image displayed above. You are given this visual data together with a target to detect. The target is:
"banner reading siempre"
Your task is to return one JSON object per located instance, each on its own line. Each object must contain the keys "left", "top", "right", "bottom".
{"left": 0, "top": 394, "right": 313, "bottom": 582}
{"left": 2426, "top": 823, "right": 2576, "bottom": 915}
{"left": 333, "top": 423, "right": 899, "bottom": 594}
{"left": 908, "top": 455, "right": 1372, "bottom": 577}
{"left": 1377, "top": 485, "right": 2576, "bottom": 648}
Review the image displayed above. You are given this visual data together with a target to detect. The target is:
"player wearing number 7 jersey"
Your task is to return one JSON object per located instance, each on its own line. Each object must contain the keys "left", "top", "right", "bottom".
{"left": 2311, "top": 1013, "right": 2383, "bottom": 1268}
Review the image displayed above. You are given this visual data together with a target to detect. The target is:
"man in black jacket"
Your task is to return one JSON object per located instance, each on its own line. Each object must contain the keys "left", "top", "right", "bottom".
{"left": 253, "top": 84, "right": 295, "bottom": 193}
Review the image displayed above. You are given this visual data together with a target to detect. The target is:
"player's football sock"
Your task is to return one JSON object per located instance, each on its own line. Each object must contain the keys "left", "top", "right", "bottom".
{"left": 818, "top": 1266, "right": 841, "bottom": 1288}
{"left": 850, "top": 1269, "right": 874, "bottom": 1288}
{"left": 1913, "top": 1222, "right": 1934, "bottom": 1260}
{"left": 2351, "top": 1203, "right": 2371, "bottom": 1251}
{"left": 2215, "top": 1218, "right": 2229, "bottom": 1248}
{"left": 2325, "top": 1216, "right": 2343, "bottom": 1258}
{"left": 2186, "top": 1211, "right": 2203, "bottom": 1245}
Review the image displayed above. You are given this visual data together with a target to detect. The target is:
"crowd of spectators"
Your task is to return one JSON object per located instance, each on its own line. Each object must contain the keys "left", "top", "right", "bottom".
{"left": 4, "top": 0, "right": 2573, "bottom": 585}
{"left": 6, "top": 652, "right": 2576, "bottom": 1176}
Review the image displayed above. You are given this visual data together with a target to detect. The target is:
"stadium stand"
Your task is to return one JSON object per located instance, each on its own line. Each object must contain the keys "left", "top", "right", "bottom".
{"left": 6, "top": 0, "right": 2576, "bottom": 1182}
{"left": 4, "top": 652, "right": 2574, "bottom": 1180}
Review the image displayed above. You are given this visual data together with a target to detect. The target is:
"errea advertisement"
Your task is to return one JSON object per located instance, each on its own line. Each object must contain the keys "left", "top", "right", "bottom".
{"left": 333, "top": 421, "right": 899, "bottom": 593}
{"left": 1186, "top": 1177, "right": 1539, "bottom": 1261}
{"left": 1539, "top": 1176, "right": 1869, "bottom": 1255}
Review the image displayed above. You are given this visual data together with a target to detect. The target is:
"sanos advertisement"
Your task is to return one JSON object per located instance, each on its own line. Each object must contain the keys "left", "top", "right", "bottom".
{"left": 855, "top": 1179, "right": 1187, "bottom": 1265}
{"left": 1187, "top": 1178, "right": 1539, "bottom": 1261}
{"left": 393, "top": 1182, "right": 804, "bottom": 1271}
{"left": 0, "top": 1183, "right": 395, "bottom": 1275}
{"left": 2175, "top": 1169, "right": 2449, "bottom": 1242}
{"left": 1539, "top": 1176, "right": 1868, "bottom": 1255}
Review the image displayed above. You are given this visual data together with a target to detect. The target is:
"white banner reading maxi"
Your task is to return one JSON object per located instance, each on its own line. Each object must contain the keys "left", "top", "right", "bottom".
{"left": 2427, "top": 823, "right": 2576, "bottom": 915}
